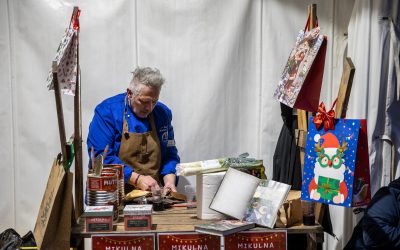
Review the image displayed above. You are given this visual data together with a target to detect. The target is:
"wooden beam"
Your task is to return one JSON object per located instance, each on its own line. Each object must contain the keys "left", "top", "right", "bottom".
{"left": 315, "top": 57, "right": 355, "bottom": 223}
{"left": 53, "top": 61, "right": 68, "bottom": 164}
{"left": 315, "top": 54, "right": 356, "bottom": 226}
{"left": 298, "top": 5, "right": 322, "bottom": 229}
{"left": 73, "top": 5, "right": 84, "bottom": 218}
{"left": 309, "top": 4, "right": 317, "bottom": 30}
{"left": 334, "top": 57, "right": 355, "bottom": 118}
{"left": 297, "top": 4, "right": 317, "bottom": 173}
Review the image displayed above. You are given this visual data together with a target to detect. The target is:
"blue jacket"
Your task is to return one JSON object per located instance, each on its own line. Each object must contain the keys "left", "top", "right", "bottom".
{"left": 87, "top": 93, "right": 180, "bottom": 184}
{"left": 345, "top": 179, "right": 400, "bottom": 249}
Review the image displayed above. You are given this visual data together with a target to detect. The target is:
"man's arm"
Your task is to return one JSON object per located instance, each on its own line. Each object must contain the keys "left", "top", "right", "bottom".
{"left": 88, "top": 106, "right": 122, "bottom": 164}
{"left": 158, "top": 107, "right": 180, "bottom": 190}
{"left": 163, "top": 174, "right": 177, "bottom": 192}
{"left": 87, "top": 105, "right": 134, "bottom": 184}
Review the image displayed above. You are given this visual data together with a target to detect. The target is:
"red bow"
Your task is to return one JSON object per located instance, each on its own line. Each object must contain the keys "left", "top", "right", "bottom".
{"left": 313, "top": 100, "right": 337, "bottom": 131}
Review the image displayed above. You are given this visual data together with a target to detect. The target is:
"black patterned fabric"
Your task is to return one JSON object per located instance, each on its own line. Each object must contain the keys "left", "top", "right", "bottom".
{"left": 272, "top": 103, "right": 302, "bottom": 190}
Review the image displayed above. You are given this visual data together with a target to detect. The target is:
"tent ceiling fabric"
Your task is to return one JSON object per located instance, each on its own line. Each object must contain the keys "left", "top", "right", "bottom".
{"left": 0, "top": 0, "right": 398, "bottom": 249}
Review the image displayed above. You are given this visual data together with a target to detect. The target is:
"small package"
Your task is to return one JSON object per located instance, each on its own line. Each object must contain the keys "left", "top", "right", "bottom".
{"left": 275, "top": 190, "right": 303, "bottom": 228}
{"left": 83, "top": 206, "right": 113, "bottom": 232}
{"left": 123, "top": 205, "right": 153, "bottom": 231}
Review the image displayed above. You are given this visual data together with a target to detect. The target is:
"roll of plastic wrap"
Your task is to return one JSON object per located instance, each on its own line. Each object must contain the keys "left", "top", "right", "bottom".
{"left": 196, "top": 172, "right": 229, "bottom": 220}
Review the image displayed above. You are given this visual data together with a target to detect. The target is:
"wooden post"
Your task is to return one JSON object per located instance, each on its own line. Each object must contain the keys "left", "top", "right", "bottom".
{"left": 297, "top": 4, "right": 317, "bottom": 169}
{"left": 72, "top": 6, "right": 84, "bottom": 218}
{"left": 315, "top": 58, "right": 355, "bottom": 223}
{"left": 297, "top": 5, "right": 318, "bottom": 250}
{"left": 53, "top": 61, "right": 68, "bottom": 163}
{"left": 334, "top": 57, "right": 355, "bottom": 118}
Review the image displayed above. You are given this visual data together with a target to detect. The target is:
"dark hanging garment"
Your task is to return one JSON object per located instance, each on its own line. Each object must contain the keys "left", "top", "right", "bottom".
{"left": 272, "top": 103, "right": 302, "bottom": 190}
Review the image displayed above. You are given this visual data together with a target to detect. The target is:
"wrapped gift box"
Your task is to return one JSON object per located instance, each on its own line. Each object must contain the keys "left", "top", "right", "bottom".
{"left": 83, "top": 205, "right": 113, "bottom": 232}
{"left": 317, "top": 176, "right": 340, "bottom": 201}
{"left": 123, "top": 205, "right": 153, "bottom": 231}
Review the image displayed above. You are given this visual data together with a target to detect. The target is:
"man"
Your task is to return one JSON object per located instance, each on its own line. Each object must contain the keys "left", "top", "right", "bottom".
{"left": 87, "top": 67, "right": 179, "bottom": 192}
{"left": 344, "top": 177, "right": 400, "bottom": 249}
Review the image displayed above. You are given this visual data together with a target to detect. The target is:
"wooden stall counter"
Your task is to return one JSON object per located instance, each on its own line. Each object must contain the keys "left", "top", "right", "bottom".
{"left": 71, "top": 207, "right": 324, "bottom": 250}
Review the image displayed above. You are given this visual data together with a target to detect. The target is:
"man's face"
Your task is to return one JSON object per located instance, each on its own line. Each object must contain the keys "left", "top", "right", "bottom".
{"left": 128, "top": 85, "right": 160, "bottom": 118}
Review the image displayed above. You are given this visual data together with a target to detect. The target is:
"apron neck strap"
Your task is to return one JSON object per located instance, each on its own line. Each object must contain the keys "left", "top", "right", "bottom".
{"left": 149, "top": 113, "right": 156, "bottom": 132}
{"left": 123, "top": 95, "right": 129, "bottom": 134}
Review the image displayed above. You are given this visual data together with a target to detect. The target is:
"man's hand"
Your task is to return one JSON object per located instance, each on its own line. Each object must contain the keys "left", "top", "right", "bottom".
{"left": 163, "top": 173, "right": 177, "bottom": 192}
{"left": 130, "top": 174, "right": 159, "bottom": 191}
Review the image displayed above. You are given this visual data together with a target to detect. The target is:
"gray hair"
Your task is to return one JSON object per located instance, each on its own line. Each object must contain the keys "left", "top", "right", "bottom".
{"left": 129, "top": 67, "right": 165, "bottom": 95}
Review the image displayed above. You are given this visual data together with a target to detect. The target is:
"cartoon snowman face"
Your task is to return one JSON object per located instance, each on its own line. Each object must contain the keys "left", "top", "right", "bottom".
{"left": 314, "top": 147, "right": 346, "bottom": 183}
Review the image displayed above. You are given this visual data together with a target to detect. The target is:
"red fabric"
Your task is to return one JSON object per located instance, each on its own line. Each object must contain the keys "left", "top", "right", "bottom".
{"left": 73, "top": 9, "right": 81, "bottom": 30}
{"left": 304, "top": 15, "right": 310, "bottom": 31}
{"left": 69, "top": 8, "right": 81, "bottom": 31}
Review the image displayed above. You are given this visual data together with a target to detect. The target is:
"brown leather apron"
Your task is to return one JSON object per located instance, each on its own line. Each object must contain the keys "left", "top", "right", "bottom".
{"left": 118, "top": 97, "right": 161, "bottom": 192}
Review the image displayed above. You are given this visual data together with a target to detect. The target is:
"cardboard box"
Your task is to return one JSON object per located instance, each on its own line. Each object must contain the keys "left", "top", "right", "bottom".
{"left": 83, "top": 206, "right": 113, "bottom": 232}
{"left": 123, "top": 205, "right": 152, "bottom": 231}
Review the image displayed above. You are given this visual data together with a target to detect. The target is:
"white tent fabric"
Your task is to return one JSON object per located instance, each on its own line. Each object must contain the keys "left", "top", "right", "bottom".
{"left": 327, "top": 0, "right": 400, "bottom": 249}
{"left": 0, "top": 0, "right": 398, "bottom": 249}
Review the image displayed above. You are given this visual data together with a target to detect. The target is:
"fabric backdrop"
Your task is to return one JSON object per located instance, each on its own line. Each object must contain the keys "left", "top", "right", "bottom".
{"left": 0, "top": 0, "right": 398, "bottom": 249}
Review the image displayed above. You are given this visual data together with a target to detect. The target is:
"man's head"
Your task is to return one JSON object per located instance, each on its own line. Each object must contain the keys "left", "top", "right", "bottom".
{"left": 127, "top": 67, "right": 165, "bottom": 118}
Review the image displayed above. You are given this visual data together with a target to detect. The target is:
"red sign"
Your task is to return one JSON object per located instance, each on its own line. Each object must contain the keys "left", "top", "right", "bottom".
{"left": 224, "top": 230, "right": 287, "bottom": 250}
{"left": 92, "top": 234, "right": 155, "bottom": 250}
{"left": 158, "top": 232, "right": 221, "bottom": 250}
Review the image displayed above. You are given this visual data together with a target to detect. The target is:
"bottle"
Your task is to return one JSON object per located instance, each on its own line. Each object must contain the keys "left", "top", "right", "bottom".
{"left": 151, "top": 186, "right": 164, "bottom": 211}
{"left": 302, "top": 201, "right": 315, "bottom": 226}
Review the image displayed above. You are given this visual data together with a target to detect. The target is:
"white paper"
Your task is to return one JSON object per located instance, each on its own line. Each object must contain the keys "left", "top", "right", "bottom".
{"left": 209, "top": 168, "right": 260, "bottom": 219}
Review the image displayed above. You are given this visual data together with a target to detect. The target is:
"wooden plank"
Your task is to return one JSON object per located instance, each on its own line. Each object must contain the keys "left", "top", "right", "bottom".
{"left": 296, "top": 6, "right": 317, "bottom": 226}
{"left": 307, "top": 233, "right": 318, "bottom": 250}
{"left": 71, "top": 5, "right": 84, "bottom": 219}
{"left": 52, "top": 61, "right": 68, "bottom": 163}
{"left": 334, "top": 57, "right": 355, "bottom": 118}
{"left": 297, "top": 110, "right": 308, "bottom": 169}
{"left": 315, "top": 58, "right": 355, "bottom": 224}
{"left": 152, "top": 225, "right": 196, "bottom": 231}
{"left": 297, "top": 3, "right": 318, "bottom": 167}
{"left": 314, "top": 203, "right": 324, "bottom": 224}
{"left": 152, "top": 207, "right": 196, "bottom": 215}
{"left": 295, "top": 129, "right": 307, "bottom": 148}
{"left": 74, "top": 49, "right": 84, "bottom": 218}
{"left": 153, "top": 216, "right": 201, "bottom": 225}
{"left": 310, "top": 4, "right": 317, "bottom": 30}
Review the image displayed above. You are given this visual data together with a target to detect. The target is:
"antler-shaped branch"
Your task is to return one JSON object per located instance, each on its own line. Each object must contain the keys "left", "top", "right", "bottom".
{"left": 338, "top": 140, "right": 348, "bottom": 153}
{"left": 314, "top": 140, "right": 323, "bottom": 152}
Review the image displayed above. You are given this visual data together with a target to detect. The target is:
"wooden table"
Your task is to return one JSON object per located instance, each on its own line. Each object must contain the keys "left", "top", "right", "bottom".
{"left": 71, "top": 207, "right": 324, "bottom": 249}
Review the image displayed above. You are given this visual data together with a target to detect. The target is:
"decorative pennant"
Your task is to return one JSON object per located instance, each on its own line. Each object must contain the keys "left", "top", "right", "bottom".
{"left": 46, "top": 8, "right": 80, "bottom": 96}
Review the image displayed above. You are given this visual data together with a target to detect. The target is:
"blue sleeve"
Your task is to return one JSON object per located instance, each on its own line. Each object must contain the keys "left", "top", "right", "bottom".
{"left": 87, "top": 104, "right": 134, "bottom": 183}
{"left": 362, "top": 191, "right": 400, "bottom": 248}
{"left": 159, "top": 108, "right": 180, "bottom": 177}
